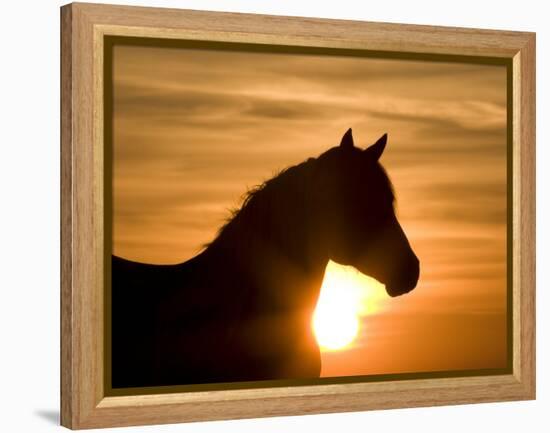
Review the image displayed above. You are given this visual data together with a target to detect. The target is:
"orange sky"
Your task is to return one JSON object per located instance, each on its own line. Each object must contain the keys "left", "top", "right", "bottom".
{"left": 111, "top": 43, "right": 508, "bottom": 377}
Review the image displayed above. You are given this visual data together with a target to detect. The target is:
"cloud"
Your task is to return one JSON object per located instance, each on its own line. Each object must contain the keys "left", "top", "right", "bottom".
{"left": 111, "top": 44, "right": 509, "bottom": 374}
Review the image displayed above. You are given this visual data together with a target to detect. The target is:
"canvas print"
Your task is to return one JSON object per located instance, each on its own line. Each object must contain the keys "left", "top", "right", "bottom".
{"left": 108, "top": 41, "right": 509, "bottom": 390}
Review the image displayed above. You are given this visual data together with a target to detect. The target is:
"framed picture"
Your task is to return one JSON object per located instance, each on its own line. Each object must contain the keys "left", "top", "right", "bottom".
{"left": 60, "top": 2, "right": 535, "bottom": 429}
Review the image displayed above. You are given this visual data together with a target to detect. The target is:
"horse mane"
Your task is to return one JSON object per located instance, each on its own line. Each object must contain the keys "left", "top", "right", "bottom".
{"left": 204, "top": 144, "right": 397, "bottom": 254}
{"left": 206, "top": 157, "right": 317, "bottom": 250}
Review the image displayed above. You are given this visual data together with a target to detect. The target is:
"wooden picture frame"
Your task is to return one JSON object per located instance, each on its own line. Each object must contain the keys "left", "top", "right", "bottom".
{"left": 60, "top": 2, "right": 536, "bottom": 429}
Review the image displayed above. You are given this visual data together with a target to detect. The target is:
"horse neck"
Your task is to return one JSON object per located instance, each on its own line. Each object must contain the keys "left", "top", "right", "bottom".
{"left": 206, "top": 161, "right": 328, "bottom": 280}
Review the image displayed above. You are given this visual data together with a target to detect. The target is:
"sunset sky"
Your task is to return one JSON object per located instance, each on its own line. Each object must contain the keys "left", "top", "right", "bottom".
{"left": 111, "top": 43, "right": 508, "bottom": 377}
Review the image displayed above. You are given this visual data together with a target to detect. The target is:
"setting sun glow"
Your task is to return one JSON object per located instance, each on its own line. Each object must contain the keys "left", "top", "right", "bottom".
{"left": 312, "top": 261, "right": 387, "bottom": 351}
{"left": 113, "top": 44, "right": 510, "bottom": 377}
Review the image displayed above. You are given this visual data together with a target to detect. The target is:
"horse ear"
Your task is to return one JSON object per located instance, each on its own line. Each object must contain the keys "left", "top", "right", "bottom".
{"left": 339, "top": 128, "right": 355, "bottom": 149}
{"left": 364, "top": 133, "right": 387, "bottom": 161}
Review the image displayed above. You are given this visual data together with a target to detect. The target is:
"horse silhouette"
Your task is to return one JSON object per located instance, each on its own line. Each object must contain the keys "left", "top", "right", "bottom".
{"left": 111, "top": 129, "right": 419, "bottom": 388}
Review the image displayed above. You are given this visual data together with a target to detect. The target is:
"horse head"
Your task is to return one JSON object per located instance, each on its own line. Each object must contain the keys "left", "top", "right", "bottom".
{"left": 312, "top": 129, "right": 419, "bottom": 297}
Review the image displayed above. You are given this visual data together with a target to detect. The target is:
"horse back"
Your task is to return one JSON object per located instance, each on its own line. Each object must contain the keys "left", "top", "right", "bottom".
{"left": 111, "top": 255, "right": 188, "bottom": 387}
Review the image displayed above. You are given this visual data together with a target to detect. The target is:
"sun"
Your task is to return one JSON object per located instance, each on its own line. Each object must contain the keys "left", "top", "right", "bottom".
{"left": 312, "top": 260, "right": 387, "bottom": 351}
{"left": 312, "top": 305, "right": 359, "bottom": 350}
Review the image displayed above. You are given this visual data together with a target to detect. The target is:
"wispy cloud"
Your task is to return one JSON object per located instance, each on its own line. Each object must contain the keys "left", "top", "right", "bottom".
{"left": 112, "top": 44, "right": 508, "bottom": 375}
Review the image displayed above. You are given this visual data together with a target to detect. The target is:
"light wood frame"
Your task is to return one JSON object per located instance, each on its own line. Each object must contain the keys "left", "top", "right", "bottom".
{"left": 60, "top": 2, "right": 536, "bottom": 429}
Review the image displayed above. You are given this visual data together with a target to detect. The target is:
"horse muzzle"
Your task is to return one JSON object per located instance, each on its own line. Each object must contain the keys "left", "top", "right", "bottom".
{"left": 385, "top": 255, "right": 420, "bottom": 297}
